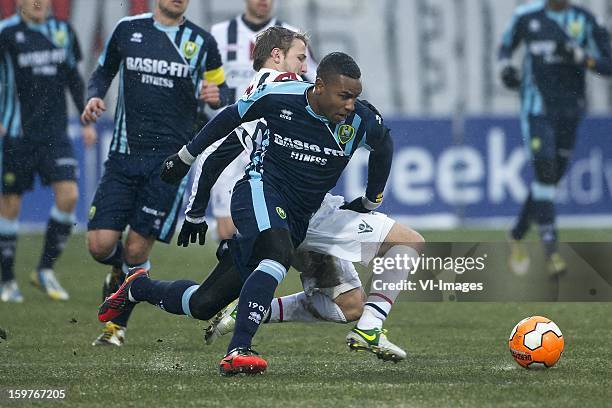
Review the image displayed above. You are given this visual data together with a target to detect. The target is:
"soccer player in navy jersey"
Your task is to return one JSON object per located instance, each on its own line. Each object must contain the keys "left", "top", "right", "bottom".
{"left": 101, "top": 52, "right": 420, "bottom": 375}
{"left": 499, "top": 0, "right": 612, "bottom": 276}
{"left": 99, "top": 31, "right": 422, "bottom": 369}
{"left": 81, "top": 0, "right": 230, "bottom": 346}
{"left": 0, "top": 0, "right": 96, "bottom": 303}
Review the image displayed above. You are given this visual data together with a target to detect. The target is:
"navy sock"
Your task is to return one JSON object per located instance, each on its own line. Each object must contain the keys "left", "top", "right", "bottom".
{"left": 533, "top": 199, "right": 557, "bottom": 256}
{"left": 511, "top": 192, "right": 533, "bottom": 240}
{"left": 0, "top": 233, "right": 17, "bottom": 282}
{"left": 38, "top": 218, "right": 72, "bottom": 271}
{"left": 130, "top": 277, "right": 198, "bottom": 315}
{"left": 227, "top": 269, "right": 280, "bottom": 352}
{"left": 98, "top": 241, "right": 124, "bottom": 268}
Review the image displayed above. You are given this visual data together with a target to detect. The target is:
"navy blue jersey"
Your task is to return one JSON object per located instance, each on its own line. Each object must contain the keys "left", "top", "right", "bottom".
{"left": 499, "top": 1, "right": 612, "bottom": 115}
{"left": 0, "top": 14, "right": 84, "bottom": 140}
{"left": 88, "top": 13, "right": 227, "bottom": 156}
{"left": 186, "top": 81, "right": 392, "bottom": 221}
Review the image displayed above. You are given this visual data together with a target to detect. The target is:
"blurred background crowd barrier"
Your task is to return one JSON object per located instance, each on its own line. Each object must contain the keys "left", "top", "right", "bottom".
{"left": 3, "top": 0, "right": 611, "bottom": 229}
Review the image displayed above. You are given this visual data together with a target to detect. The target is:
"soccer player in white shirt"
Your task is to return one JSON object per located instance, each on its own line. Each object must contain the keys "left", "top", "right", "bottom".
{"left": 207, "top": 0, "right": 317, "bottom": 241}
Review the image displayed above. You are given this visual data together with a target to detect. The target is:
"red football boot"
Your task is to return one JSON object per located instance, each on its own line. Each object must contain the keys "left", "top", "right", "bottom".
{"left": 219, "top": 347, "right": 268, "bottom": 376}
{"left": 98, "top": 268, "right": 148, "bottom": 322}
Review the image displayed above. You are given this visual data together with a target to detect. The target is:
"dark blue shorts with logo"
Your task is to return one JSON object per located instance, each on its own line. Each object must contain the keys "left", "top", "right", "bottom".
{"left": 1, "top": 135, "right": 77, "bottom": 194}
{"left": 229, "top": 176, "right": 308, "bottom": 280}
{"left": 87, "top": 153, "right": 187, "bottom": 243}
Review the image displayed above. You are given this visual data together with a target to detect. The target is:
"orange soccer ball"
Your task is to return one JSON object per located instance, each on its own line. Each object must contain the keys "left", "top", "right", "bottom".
{"left": 508, "top": 316, "right": 564, "bottom": 369}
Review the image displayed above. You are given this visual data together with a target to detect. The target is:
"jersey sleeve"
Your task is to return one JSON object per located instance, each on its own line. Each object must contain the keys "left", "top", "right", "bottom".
{"left": 66, "top": 23, "right": 85, "bottom": 113}
{"left": 585, "top": 16, "right": 612, "bottom": 76}
{"left": 87, "top": 21, "right": 123, "bottom": 100}
{"left": 363, "top": 118, "right": 393, "bottom": 206}
{"left": 202, "top": 34, "right": 226, "bottom": 86}
{"left": 498, "top": 11, "right": 525, "bottom": 61}
{"left": 185, "top": 133, "right": 245, "bottom": 222}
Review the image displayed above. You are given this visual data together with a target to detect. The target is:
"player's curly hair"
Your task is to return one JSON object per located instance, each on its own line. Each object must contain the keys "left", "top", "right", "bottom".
{"left": 316, "top": 52, "right": 361, "bottom": 82}
{"left": 252, "top": 26, "right": 309, "bottom": 71}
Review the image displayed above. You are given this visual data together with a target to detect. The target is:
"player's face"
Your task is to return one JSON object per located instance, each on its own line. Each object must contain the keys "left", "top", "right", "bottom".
{"left": 547, "top": 0, "right": 569, "bottom": 9}
{"left": 315, "top": 75, "right": 362, "bottom": 124}
{"left": 279, "top": 39, "right": 308, "bottom": 75}
{"left": 157, "top": 0, "right": 189, "bottom": 19}
{"left": 19, "top": 0, "right": 50, "bottom": 23}
{"left": 246, "top": 0, "right": 273, "bottom": 20}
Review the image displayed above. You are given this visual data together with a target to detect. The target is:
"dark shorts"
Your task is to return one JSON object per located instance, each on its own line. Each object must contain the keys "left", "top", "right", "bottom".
{"left": 229, "top": 177, "right": 308, "bottom": 278}
{"left": 1, "top": 135, "right": 78, "bottom": 195}
{"left": 87, "top": 153, "right": 187, "bottom": 243}
{"left": 522, "top": 113, "right": 581, "bottom": 161}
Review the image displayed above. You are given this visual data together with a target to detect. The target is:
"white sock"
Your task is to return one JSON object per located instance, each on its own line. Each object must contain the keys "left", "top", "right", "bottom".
{"left": 358, "top": 245, "right": 417, "bottom": 330}
{"left": 267, "top": 292, "right": 318, "bottom": 323}
{"left": 266, "top": 291, "right": 346, "bottom": 323}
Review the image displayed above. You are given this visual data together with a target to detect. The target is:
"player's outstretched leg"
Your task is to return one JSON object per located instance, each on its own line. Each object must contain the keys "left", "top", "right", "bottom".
{"left": 31, "top": 181, "right": 78, "bottom": 301}
{"left": 347, "top": 224, "right": 423, "bottom": 362}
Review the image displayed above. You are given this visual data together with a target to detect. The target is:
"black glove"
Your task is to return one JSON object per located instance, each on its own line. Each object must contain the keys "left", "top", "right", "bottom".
{"left": 160, "top": 153, "right": 190, "bottom": 185}
{"left": 339, "top": 197, "right": 372, "bottom": 214}
{"left": 177, "top": 219, "right": 208, "bottom": 247}
{"left": 500, "top": 66, "right": 521, "bottom": 90}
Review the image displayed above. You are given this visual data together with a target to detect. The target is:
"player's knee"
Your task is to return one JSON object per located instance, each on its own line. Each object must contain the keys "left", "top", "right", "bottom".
{"left": 253, "top": 228, "right": 294, "bottom": 270}
{"left": 216, "top": 217, "right": 236, "bottom": 240}
{"left": 54, "top": 183, "right": 79, "bottom": 212}
{"left": 0, "top": 195, "right": 22, "bottom": 219}
{"left": 188, "top": 295, "right": 218, "bottom": 321}
{"left": 87, "top": 236, "right": 116, "bottom": 261}
{"left": 334, "top": 288, "right": 365, "bottom": 322}
{"left": 381, "top": 223, "right": 425, "bottom": 255}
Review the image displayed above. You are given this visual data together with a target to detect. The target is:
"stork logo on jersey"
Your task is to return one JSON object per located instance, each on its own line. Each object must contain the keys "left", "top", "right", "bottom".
{"left": 130, "top": 32, "right": 143, "bottom": 43}
{"left": 276, "top": 207, "right": 287, "bottom": 219}
{"left": 338, "top": 125, "right": 355, "bottom": 144}
{"left": 88, "top": 206, "right": 96, "bottom": 221}
{"left": 529, "top": 19, "right": 541, "bottom": 32}
{"left": 182, "top": 41, "right": 199, "bottom": 59}
{"left": 569, "top": 21, "right": 583, "bottom": 38}
{"left": 3, "top": 172, "right": 15, "bottom": 186}
{"left": 54, "top": 30, "right": 67, "bottom": 47}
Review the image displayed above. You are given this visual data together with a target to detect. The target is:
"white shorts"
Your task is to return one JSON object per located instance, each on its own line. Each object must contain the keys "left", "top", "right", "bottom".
{"left": 299, "top": 194, "right": 396, "bottom": 265}
{"left": 210, "top": 151, "right": 250, "bottom": 218}
{"left": 294, "top": 193, "right": 396, "bottom": 299}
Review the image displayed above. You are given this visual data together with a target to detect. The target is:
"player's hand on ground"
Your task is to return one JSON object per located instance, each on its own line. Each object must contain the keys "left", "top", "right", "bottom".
{"left": 160, "top": 153, "right": 190, "bottom": 185}
{"left": 82, "top": 124, "right": 98, "bottom": 146}
{"left": 199, "top": 81, "right": 221, "bottom": 108}
{"left": 339, "top": 197, "right": 372, "bottom": 214}
{"left": 500, "top": 66, "right": 521, "bottom": 90}
{"left": 81, "top": 97, "right": 106, "bottom": 124}
{"left": 177, "top": 219, "right": 208, "bottom": 247}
